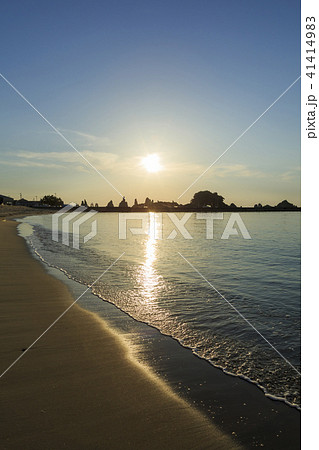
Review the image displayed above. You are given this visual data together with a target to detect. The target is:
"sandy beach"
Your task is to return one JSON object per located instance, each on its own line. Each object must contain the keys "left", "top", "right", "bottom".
{"left": 0, "top": 218, "right": 240, "bottom": 449}
{"left": 0, "top": 205, "right": 56, "bottom": 219}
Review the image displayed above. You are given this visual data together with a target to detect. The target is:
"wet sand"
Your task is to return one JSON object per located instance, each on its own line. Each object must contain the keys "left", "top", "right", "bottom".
{"left": 0, "top": 220, "right": 240, "bottom": 449}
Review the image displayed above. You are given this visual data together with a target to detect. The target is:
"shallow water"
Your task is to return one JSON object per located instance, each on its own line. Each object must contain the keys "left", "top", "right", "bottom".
{"left": 18, "top": 211, "right": 301, "bottom": 408}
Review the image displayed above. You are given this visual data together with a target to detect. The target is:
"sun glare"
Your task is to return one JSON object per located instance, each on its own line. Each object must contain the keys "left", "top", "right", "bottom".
{"left": 141, "top": 154, "right": 162, "bottom": 173}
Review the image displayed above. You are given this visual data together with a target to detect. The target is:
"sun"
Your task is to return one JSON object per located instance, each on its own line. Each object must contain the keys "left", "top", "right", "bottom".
{"left": 141, "top": 154, "right": 162, "bottom": 173}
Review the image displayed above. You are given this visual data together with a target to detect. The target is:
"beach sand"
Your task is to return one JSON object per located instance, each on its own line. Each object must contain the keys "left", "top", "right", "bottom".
{"left": 0, "top": 205, "right": 57, "bottom": 219}
{"left": 0, "top": 220, "right": 240, "bottom": 449}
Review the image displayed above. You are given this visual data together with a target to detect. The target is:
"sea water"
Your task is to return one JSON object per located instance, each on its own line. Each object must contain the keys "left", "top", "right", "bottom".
{"left": 18, "top": 211, "right": 301, "bottom": 408}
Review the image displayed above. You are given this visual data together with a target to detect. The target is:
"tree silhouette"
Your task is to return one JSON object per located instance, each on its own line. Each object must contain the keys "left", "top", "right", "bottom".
{"left": 40, "top": 195, "right": 63, "bottom": 207}
{"left": 190, "top": 191, "right": 226, "bottom": 209}
{"left": 145, "top": 197, "right": 153, "bottom": 207}
{"left": 119, "top": 197, "right": 128, "bottom": 208}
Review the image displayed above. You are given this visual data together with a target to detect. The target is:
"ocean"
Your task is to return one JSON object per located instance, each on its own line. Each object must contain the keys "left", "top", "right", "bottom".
{"left": 17, "top": 211, "right": 301, "bottom": 411}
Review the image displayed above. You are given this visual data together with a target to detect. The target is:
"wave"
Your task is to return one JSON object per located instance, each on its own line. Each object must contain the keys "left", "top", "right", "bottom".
{"left": 17, "top": 220, "right": 301, "bottom": 410}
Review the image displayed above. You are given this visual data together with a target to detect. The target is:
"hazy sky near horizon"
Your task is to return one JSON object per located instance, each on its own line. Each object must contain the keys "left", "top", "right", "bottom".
{"left": 0, "top": 0, "right": 300, "bottom": 206}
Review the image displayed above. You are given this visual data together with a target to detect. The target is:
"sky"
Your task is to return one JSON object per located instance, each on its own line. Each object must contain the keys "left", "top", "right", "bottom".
{"left": 0, "top": 0, "right": 300, "bottom": 206}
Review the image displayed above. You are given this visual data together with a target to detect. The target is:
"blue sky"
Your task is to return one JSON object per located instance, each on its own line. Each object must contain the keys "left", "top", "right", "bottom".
{"left": 0, "top": 0, "right": 300, "bottom": 206}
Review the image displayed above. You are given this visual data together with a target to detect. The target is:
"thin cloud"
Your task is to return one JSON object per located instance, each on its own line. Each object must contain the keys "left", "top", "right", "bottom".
{"left": 164, "top": 161, "right": 266, "bottom": 179}
{"left": 58, "top": 128, "right": 112, "bottom": 147}
{"left": 280, "top": 167, "right": 301, "bottom": 182}
{"left": 211, "top": 164, "right": 267, "bottom": 178}
{"left": 16, "top": 150, "right": 119, "bottom": 169}
{"left": 1, "top": 160, "right": 63, "bottom": 169}
{"left": 4, "top": 149, "right": 286, "bottom": 183}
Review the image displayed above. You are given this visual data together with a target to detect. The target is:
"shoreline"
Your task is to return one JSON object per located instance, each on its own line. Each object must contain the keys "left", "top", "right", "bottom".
{"left": 48, "top": 257, "right": 301, "bottom": 449}
{"left": 45, "top": 262, "right": 301, "bottom": 411}
{"left": 0, "top": 205, "right": 57, "bottom": 219}
{"left": 0, "top": 204, "right": 301, "bottom": 218}
{"left": 0, "top": 220, "right": 239, "bottom": 449}
{"left": 2, "top": 214, "right": 301, "bottom": 448}
{"left": 19, "top": 213, "right": 300, "bottom": 412}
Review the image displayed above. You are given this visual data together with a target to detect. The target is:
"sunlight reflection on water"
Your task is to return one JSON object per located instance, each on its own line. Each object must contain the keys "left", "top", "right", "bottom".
{"left": 18, "top": 211, "right": 301, "bottom": 407}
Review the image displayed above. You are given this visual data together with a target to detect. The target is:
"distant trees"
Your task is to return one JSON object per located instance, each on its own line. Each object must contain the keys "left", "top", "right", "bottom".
{"left": 190, "top": 191, "right": 226, "bottom": 209}
{"left": 144, "top": 197, "right": 153, "bottom": 207}
{"left": 40, "top": 195, "right": 63, "bottom": 207}
{"left": 253, "top": 200, "right": 298, "bottom": 211}
{"left": 38, "top": 192, "right": 298, "bottom": 212}
{"left": 119, "top": 197, "right": 128, "bottom": 208}
{"left": 275, "top": 200, "right": 297, "bottom": 210}
{"left": 79, "top": 200, "right": 100, "bottom": 208}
